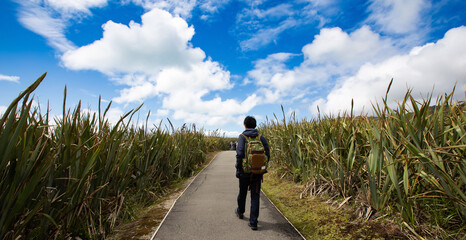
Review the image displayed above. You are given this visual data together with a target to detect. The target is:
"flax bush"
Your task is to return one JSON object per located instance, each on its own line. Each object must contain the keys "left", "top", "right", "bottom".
{"left": 260, "top": 83, "right": 465, "bottom": 238}
{"left": 0, "top": 73, "right": 228, "bottom": 239}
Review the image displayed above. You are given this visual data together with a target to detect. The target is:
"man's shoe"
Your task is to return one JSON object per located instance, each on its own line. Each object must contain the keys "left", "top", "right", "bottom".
{"left": 235, "top": 208, "right": 244, "bottom": 219}
{"left": 248, "top": 223, "right": 258, "bottom": 230}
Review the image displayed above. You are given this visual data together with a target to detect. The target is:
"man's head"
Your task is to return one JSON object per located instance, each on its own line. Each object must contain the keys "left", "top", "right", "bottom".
{"left": 244, "top": 116, "right": 257, "bottom": 129}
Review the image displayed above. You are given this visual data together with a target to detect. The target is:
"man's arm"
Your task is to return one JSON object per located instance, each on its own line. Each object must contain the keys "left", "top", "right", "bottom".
{"left": 235, "top": 134, "right": 245, "bottom": 173}
{"left": 260, "top": 136, "right": 270, "bottom": 159}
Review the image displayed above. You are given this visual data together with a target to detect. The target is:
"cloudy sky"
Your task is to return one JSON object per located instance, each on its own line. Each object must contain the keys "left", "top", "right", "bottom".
{"left": 1, "top": 0, "right": 465, "bottom": 136}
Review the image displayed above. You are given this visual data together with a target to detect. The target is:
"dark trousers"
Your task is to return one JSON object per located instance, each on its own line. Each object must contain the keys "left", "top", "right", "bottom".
{"left": 237, "top": 174, "right": 261, "bottom": 225}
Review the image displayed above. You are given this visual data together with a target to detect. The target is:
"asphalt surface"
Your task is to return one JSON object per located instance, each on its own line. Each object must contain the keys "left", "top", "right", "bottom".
{"left": 153, "top": 151, "right": 304, "bottom": 240}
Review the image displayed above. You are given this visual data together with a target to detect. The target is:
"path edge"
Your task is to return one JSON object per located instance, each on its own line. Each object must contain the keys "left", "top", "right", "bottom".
{"left": 261, "top": 189, "right": 306, "bottom": 240}
{"left": 149, "top": 152, "right": 220, "bottom": 240}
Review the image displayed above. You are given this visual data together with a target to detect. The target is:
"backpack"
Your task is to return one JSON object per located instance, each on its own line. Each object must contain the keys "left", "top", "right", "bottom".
{"left": 241, "top": 134, "right": 268, "bottom": 174}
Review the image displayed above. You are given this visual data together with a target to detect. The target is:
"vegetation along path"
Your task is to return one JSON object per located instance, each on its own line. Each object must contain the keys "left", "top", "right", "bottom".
{"left": 152, "top": 151, "right": 303, "bottom": 240}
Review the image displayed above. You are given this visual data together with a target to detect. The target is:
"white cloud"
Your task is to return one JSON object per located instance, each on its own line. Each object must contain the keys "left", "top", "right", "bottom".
{"left": 130, "top": 0, "right": 196, "bottom": 18}
{"left": 61, "top": 8, "right": 257, "bottom": 127}
{"left": 156, "top": 109, "right": 169, "bottom": 117}
{"left": 155, "top": 60, "right": 231, "bottom": 93}
{"left": 83, "top": 106, "right": 155, "bottom": 128}
{"left": 236, "top": 2, "right": 322, "bottom": 51}
{"left": 15, "top": 0, "right": 225, "bottom": 54}
{"left": 247, "top": 3, "right": 294, "bottom": 20}
{"left": 0, "top": 106, "right": 7, "bottom": 116}
{"left": 113, "top": 82, "right": 158, "bottom": 104}
{"left": 302, "top": 26, "right": 396, "bottom": 67}
{"left": 368, "top": 0, "right": 428, "bottom": 35}
{"left": 78, "top": 107, "right": 124, "bottom": 126}
{"left": 15, "top": 1, "right": 76, "bottom": 52}
{"left": 14, "top": 0, "right": 111, "bottom": 53}
{"left": 81, "top": 109, "right": 98, "bottom": 120}
{"left": 14, "top": 0, "right": 109, "bottom": 53}
{"left": 308, "top": 0, "right": 336, "bottom": 7}
{"left": 245, "top": 52, "right": 294, "bottom": 86}
{"left": 239, "top": 18, "right": 298, "bottom": 51}
{"left": 105, "top": 107, "right": 126, "bottom": 125}
{"left": 50, "top": 106, "right": 125, "bottom": 127}
{"left": 164, "top": 91, "right": 260, "bottom": 126}
{"left": 248, "top": 25, "right": 466, "bottom": 117}
{"left": 62, "top": 9, "right": 204, "bottom": 74}
{"left": 247, "top": 52, "right": 303, "bottom": 103}
{"left": 128, "top": 0, "right": 233, "bottom": 20}
{"left": 247, "top": 26, "right": 396, "bottom": 103}
{"left": 0, "top": 74, "right": 20, "bottom": 83}
{"left": 235, "top": 0, "right": 349, "bottom": 52}
{"left": 312, "top": 26, "right": 466, "bottom": 115}
{"left": 46, "top": 0, "right": 108, "bottom": 14}
{"left": 204, "top": 129, "right": 241, "bottom": 138}
{"left": 199, "top": 0, "right": 231, "bottom": 15}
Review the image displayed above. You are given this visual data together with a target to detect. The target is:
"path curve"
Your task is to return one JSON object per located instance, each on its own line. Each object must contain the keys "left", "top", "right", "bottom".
{"left": 152, "top": 151, "right": 304, "bottom": 240}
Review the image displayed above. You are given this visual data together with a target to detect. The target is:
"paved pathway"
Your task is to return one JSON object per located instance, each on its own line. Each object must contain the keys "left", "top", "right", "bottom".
{"left": 152, "top": 151, "right": 303, "bottom": 240}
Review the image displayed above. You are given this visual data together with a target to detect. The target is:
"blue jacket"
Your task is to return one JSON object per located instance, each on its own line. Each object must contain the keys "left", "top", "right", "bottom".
{"left": 236, "top": 128, "right": 270, "bottom": 174}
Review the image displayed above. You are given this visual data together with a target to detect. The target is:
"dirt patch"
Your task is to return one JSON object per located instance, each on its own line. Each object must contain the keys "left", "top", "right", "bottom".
{"left": 108, "top": 152, "right": 219, "bottom": 240}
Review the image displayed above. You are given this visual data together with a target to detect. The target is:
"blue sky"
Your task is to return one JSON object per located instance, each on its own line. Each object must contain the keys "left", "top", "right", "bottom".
{"left": 1, "top": 0, "right": 465, "bottom": 136}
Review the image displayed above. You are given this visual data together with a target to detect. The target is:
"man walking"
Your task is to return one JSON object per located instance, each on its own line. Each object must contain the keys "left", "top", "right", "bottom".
{"left": 235, "top": 116, "right": 270, "bottom": 230}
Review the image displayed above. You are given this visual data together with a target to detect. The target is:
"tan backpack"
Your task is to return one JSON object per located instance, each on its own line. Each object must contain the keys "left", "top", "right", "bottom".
{"left": 241, "top": 134, "right": 268, "bottom": 174}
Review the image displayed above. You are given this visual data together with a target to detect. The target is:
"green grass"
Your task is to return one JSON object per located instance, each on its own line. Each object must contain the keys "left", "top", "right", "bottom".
{"left": 262, "top": 171, "right": 406, "bottom": 239}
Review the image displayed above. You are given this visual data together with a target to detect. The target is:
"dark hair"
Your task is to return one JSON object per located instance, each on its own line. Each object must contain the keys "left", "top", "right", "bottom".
{"left": 244, "top": 116, "right": 256, "bottom": 129}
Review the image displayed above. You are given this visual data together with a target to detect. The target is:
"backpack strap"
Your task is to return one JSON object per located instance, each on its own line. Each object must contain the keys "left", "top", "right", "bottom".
{"left": 240, "top": 134, "right": 248, "bottom": 141}
{"left": 241, "top": 134, "right": 259, "bottom": 141}
{"left": 241, "top": 134, "right": 248, "bottom": 161}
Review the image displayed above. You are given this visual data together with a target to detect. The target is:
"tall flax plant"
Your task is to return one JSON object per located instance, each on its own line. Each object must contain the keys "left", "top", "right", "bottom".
{"left": 0, "top": 73, "right": 49, "bottom": 239}
{"left": 0, "top": 74, "right": 213, "bottom": 239}
{"left": 261, "top": 82, "right": 465, "bottom": 237}
{"left": 263, "top": 105, "right": 367, "bottom": 197}
{"left": 374, "top": 89, "right": 466, "bottom": 231}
